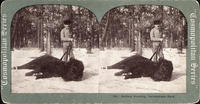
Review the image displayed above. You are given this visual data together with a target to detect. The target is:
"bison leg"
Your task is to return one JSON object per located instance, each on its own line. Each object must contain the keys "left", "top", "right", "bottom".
{"left": 124, "top": 67, "right": 143, "bottom": 79}
{"left": 115, "top": 70, "right": 129, "bottom": 76}
{"left": 35, "top": 72, "right": 53, "bottom": 79}
{"left": 25, "top": 70, "right": 40, "bottom": 76}
{"left": 114, "top": 66, "right": 130, "bottom": 76}
{"left": 124, "top": 74, "right": 142, "bottom": 79}
{"left": 124, "top": 75, "right": 134, "bottom": 79}
{"left": 35, "top": 74, "right": 50, "bottom": 79}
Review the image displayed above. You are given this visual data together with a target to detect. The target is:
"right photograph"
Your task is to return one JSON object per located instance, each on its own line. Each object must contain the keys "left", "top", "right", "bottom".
{"left": 99, "top": 5, "right": 187, "bottom": 93}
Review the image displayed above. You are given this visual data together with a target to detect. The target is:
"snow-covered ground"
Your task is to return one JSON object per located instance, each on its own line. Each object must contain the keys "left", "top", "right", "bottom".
{"left": 99, "top": 48, "right": 186, "bottom": 93}
{"left": 11, "top": 47, "right": 186, "bottom": 93}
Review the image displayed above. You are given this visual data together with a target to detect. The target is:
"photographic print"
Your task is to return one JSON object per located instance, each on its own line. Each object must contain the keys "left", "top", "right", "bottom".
{"left": 1, "top": 0, "right": 199, "bottom": 103}
{"left": 11, "top": 5, "right": 100, "bottom": 93}
{"left": 99, "top": 5, "right": 187, "bottom": 93}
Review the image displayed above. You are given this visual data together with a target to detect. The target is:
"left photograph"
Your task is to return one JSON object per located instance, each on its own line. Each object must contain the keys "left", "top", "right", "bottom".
{"left": 11, "top": 5, "right": 100, "bottom": 93}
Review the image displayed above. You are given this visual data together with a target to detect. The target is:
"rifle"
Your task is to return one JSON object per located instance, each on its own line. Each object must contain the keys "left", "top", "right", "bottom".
{"left": 149, "top": 37, "right": 165, "bottom": 61}
{"left": 60, "top": 41, "right": 73, "bottom": 61}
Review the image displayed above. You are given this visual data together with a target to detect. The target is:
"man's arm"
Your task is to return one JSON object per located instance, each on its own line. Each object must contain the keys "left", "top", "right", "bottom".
{"left": 60, "top": 30, "right": 65, "bottom": 41}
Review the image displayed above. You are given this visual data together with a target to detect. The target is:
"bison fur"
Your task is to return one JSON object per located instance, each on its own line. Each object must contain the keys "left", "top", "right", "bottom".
{"left": 13, "top": 54, "right": 84, "bottom": 81}
{"left": 105, "top": 55, "right": 173, "bottom": 81}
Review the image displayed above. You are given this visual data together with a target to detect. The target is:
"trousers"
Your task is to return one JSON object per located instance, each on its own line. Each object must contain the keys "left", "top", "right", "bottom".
{"left": 152, "top": 42, "right": 164, "bottom": 62}
{"left": 63, "top": 41, "right": 74, "bottom": 62}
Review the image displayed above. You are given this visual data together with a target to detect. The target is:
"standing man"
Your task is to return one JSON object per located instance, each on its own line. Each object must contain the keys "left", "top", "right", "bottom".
{"left": 60, "top": 19, "right": 74, "bottom": 62}
{"left": 150, "top": 20, "right": 164, "bottom": 62}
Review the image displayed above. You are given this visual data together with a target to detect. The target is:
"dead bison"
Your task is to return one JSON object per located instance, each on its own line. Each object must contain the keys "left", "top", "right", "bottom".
{"left": 13, "top": 54, "right": 84, "bottom": 81}
{"left": 105, "top": 55, "right": 173, "bottom": 81}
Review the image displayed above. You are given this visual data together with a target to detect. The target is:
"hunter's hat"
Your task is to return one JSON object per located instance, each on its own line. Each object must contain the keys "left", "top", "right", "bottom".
{"left": 154, "top": 20, "right": 161, "bottom": 25}
{"left": 64, "top": 19, "right": 72, "bottom": 25}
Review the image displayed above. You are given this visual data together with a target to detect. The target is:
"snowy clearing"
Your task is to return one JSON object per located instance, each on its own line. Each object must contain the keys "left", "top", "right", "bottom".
{"left": 12, "top": 48, "right": 186, "bottom": 93}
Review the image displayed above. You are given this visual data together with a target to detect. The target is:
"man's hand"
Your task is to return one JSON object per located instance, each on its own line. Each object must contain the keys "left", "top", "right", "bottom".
{"left": 69, "top": 38, "right": 73, "bottom": 41}
{"left": 159, "top": 38, "right": 163, "bottom": 41}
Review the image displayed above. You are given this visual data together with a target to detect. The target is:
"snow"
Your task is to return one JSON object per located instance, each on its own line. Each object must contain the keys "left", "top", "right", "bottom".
{"left": 11, "top": 47, "right": 186, "bottom": 93}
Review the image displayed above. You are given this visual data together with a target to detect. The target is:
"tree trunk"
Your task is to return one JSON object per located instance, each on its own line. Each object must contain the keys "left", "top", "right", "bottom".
{"left": 11, "top": 14, "right": 19, "bottom": 50}
{"left": 17, "top": 20, "right": 23, "bottom": 48}
{"left": 101, "top": 12, "right": 110, "bottom": 50}
{"left": 128, "top": 19, "right": 131, "bottom": 47}
{"left": 170, "top": 32, "right": 173, "bottom": 48}
{"left": 131, "top": 23, "right": 135, "bottom": 51}
{"left": 40, "top": 20, "right": 45, "bottom": 51}
{"left": 86, "top": 11, "right": 93, "bottom": 54}
{"left": 47, "top": 29, "right": 51, "bottom": 55}
{"left": 37, "top": 19, "right": 40, "bottom": 48}
{"left": 68, "top": 6, "right": 73, "bottom": 19}
{"left": 77, "top": 7, "right": 81, "bottom": 48}
{"left": 137, "top": 31, "right": 142, "bottom": 55}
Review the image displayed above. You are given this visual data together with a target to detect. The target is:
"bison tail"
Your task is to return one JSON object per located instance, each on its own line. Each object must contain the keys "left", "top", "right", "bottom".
{"left": 12, "top": 66, "right": 18, "bottom": 70}
{"left": 12, "top": 66, "right": 28, "bottom": 70}
{"left": 101, "top": 66, "right": 116, "bottom": 70}
{"left": 13, "top": 63, "right": 35, "bottom": 70}
{"left": 12, "top": 66, "right": 24, "bottom": 70}
{"left": 101, "top": 66, "right": 108, "bottom": 70}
